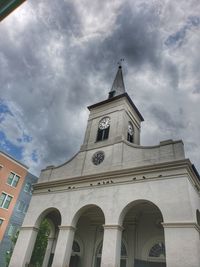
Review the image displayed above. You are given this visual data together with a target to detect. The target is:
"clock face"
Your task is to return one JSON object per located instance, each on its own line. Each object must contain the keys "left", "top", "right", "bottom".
{"left": 92, "top": 151, "right": 105, "bottom": 165}
{"left": 99, "top": 117, "right": 110, "bottom": 130}
{"left": 128, "top": 123, "right": 133, "bottom": 136}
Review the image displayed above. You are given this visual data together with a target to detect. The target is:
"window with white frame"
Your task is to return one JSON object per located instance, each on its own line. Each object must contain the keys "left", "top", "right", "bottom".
{"left": 7, "top": 172, "right": 20, "bottom": 187}
{"left": 0, "top": 193, "right": 13, "bottom": 209}
{"left": 149, "top": 242, "right": 165, "bottom": 258}
{"left": 17, "top": 200, "right": 28, "bottom": 213}
{"left": 24, "top": 182, "right": 32, "bottom": 194}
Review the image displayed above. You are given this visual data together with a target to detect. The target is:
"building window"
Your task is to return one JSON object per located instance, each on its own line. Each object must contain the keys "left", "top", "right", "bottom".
{"left": 8, "top": 224, "right": 19, "bottom": 237}
{"left": 0, "top": 193, "right": 13, "bottom": 209}
{"left": 96, "top": 117, "right": 110, "bottom": 142}
{"left": 70, "top": 240, "right": 81, "bottom": 267}
{"left": 17, "top": 200, "right": 28, "bottom": 213}
{"left": 149, "top": 242, "right": 165, "bottom": 258}
{"left": 0, "top": 218, "right": 4, "bottom": 226}
{"left": 127, "top": 122, "right": 134, "bottom": 143}
{"left": 7, "top": 172, "right": 20, "bottom": 187}
{"left": 24, "top": 182, "right": 32, "bottom": 194}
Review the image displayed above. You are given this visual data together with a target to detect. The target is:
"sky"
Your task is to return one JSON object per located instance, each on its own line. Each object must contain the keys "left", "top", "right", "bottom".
{"left": 0, "top": 0, "right": 200, "bottom": 176}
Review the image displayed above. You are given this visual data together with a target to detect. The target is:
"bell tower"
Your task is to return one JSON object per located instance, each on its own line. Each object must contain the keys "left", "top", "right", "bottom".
{"left": 80, "top": 65, "right": 144, "bottom": 152}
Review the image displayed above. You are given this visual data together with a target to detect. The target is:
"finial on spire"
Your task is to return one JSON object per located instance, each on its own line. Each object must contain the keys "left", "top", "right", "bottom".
{"left": 117, "top": 58, "right": 125, "bottom": 68}
{"left": 108, "top": 60, "right": 126, "bottom": 99}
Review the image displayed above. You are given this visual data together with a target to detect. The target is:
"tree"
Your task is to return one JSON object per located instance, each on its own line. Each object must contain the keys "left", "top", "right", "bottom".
{"left": 30, "top": 219, "right": 51, "bottom": 267}
{"left": 6, "top": 230, "right": 19, "bottom": 266}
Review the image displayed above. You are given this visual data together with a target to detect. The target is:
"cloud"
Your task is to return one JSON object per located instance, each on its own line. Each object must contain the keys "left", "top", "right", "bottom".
{"left": 0, "top": 0, "right": 200, "bottom": 175}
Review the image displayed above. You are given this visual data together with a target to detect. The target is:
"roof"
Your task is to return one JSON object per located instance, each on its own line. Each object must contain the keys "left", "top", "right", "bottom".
{"left": 0, "top": 0, "right": 26, "bottom": 21}
{"left": 0, "top": 150, "right": 28, "bottom": 169}
{"left": 88, "top": 92, "right": 144, "bottom": 121}
{"left": 108, "top": 66, "right": 125, "bottom": 98}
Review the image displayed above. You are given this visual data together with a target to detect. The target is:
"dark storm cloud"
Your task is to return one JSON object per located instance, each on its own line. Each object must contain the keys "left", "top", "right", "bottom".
{"left": 0, "top": 0, "right": 200, "bottom": 174}
{"left": 101, "top": 3, "right": 162, "bottom": 69}
{"left": 150, "top": 105, "right": 186, "bottom": 131}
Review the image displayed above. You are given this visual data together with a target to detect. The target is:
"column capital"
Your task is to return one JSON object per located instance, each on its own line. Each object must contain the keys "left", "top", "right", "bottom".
{"left": 162, "top": 222, "right": 200, "bottom": 232}
{"left": 103, "top": 224, "right": 124, "bottom": 231}
{"left": 58, "top": 225, "right": 76, "bottom": 232}
{"left": 20, "top": 226, "right": 39, "bottom": 232}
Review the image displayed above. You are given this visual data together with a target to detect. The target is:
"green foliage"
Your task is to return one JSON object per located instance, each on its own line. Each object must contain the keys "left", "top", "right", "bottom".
{"left": 30, "top": 219, "right": 51, "bottom": 267}
{"left": 6, "top": 230, "right": 19, "bottom": 267}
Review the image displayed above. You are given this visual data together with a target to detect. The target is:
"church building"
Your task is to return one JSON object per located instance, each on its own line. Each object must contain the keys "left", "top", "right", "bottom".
{"left": 9, "top": 66, "right": 200, "bottom": 267}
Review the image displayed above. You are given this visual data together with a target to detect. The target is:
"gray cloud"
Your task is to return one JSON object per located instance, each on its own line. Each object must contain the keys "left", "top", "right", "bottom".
{"left": 0, "top": 0, "right": 200, "bottom": 175}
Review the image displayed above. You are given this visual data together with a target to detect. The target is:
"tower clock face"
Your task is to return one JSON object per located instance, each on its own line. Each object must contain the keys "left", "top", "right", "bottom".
{"left": 99, "top": 117, "right": 110, "bottom": 130}
{"left": 92, "top": 151, "right": 105, "bottom": 165}
{"left": 128, "top": 123, "right": 133, "bottom": 136}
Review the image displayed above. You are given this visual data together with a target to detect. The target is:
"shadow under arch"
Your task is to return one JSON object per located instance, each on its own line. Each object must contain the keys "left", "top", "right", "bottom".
{"left": 71, "top": 204, "right": 105, "bottom": 227}
{"left": 118, "top": 199, "right": 164, "bottom": 226}
{"left": 35, "top": 207, "right": 62, "bottom": 228}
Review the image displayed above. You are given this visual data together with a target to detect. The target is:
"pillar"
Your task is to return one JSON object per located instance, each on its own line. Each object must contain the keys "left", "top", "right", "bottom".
{"left": 51, "top": 225, "right": 76, "bottom": 267}
{"left": 101, "top": 224, "right": 123, "bottom": 267}
{"left": 9, "top": 226, "right": 38, "bottom": 267}
{"left": 163, "top": 222, "right": 200, "bottom": 267}
{"left": 42, "top": 237, "right": 55, "bottom": 267}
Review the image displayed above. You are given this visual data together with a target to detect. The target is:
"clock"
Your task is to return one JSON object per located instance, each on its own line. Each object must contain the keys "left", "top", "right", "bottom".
{"left": 92, "top": 151, "right": 105, "bottom": 165}
{"left": 99, "top": 117, "right": 110, "bottom": 130}
{"left": 128, "top": 123, "right": 133, "bottom": 136}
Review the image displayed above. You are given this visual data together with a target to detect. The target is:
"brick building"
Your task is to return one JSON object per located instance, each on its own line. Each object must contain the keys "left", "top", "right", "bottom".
{"left": 0, "top": 151, "right": 37, "bottom": 267}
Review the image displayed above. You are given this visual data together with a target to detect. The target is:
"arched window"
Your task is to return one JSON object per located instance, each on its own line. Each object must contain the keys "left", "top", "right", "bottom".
{"left": 70, "top": 241, "right": 81, "bottom": 267}
{"left": 149, "top": 242, "right": 165, "bottom": 258}
{"left": 120, "top": 242, "right": 128, "bottom": 267}
{"left": 96, "top": 117, "right": 110, "bottom": 141}
{"left": 127, "top": 122, "right": 134, "bottom": 143}
{"left": 95, "top": 241, "right": 127, "bottom": 267}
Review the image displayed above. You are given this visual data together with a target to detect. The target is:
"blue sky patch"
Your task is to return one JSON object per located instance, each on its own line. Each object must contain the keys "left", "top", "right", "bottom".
{"left": 31, "top": 150, "right": 38, "bottom": 163}
{"left": 0, "top": 131, "right": 23, "bottom": 161}
{"left": 165, "top": 16, "right": 200, "bottom": 48}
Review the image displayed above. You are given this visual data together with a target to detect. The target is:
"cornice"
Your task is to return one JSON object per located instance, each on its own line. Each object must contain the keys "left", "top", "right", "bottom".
{"left": 162, "top": 222, "right": 200, "bottom": 233}
{"left": 20, "top": 226, "right": 39, "bottom": 232}
{"left": 58, "top": 225, "right": 76, "bottom": 231}
{"left": 103, "top": 224, "right": 124, "bottom": 231}
{"left": 34, "top": 159, "right": 200, "bottom": 191}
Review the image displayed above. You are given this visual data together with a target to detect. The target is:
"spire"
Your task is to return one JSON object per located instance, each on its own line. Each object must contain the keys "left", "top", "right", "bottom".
{"left": 108, "top": 65, "right": 125, "bottom": 99}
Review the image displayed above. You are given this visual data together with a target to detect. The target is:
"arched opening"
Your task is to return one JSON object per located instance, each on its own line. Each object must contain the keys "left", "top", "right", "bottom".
{"left": 96, "top": 117, "right": 110, "bottom": 142}
{"left": 29, "top": 208, "right": 61, "bottom": 267}
{"left": 120, "top": 200, "right": 166, "bottom": 267}
{"left": 95, "top": 241, "right": 128, "bottom": 267}
{"left": 70, "top": 205, "right": 105, "bottom": 267}
{"left": 127, "top": 122, "right": 134, "bottom": 143}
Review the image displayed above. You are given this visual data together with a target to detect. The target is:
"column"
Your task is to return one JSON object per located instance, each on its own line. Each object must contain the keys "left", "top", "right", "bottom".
{"left": 101, "top": 224, "right": 123, "bottom": 267}
{"left": 42, "top": 237, "right": 55, "bottom": 267}
{"left": 9, "top": 226, "right": 38, "bottom": 267}
{"left": 163, "top": 222, "right": 200, "bottom": 267}
{"left": 51, "top": 225, "right": 76, "bottom": 267}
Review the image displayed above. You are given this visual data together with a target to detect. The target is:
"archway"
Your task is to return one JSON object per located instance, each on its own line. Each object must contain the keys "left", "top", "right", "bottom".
{"left": 120, "top": 200, "right": 166, "bottom": 267}
{"left": 29, "top": 208, "right": 61, "bottom": 267}
{"left": 70, "top": 205, "right": 105, "bottom": 267}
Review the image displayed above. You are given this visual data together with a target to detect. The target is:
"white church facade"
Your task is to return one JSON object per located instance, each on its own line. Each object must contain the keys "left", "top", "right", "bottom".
{"left": 9, "top": 66, "right": 200, "bottom": 267}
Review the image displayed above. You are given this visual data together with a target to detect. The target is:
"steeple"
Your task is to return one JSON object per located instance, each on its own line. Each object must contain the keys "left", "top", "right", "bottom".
{"left": 108, "top": 65, "right": 125, "bottom": 99}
